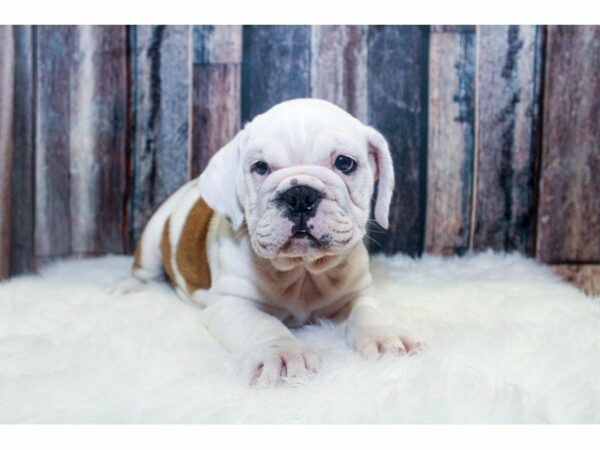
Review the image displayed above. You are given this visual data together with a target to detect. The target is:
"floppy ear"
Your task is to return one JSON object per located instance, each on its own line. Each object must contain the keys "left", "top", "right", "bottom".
{"left": 197, "top": 131, "right": 245, "bottom": 230}
{"left": 365, "top": 126, "right": 395, "bottom": 229}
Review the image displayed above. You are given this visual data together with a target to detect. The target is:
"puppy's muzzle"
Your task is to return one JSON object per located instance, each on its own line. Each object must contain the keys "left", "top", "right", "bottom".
{"left": 278, "top": 186, "right": 323, "bottom": 237}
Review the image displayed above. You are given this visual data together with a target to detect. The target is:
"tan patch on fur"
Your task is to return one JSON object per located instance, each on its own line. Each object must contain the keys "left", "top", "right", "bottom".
{"left": 133, "top": 238, "right": 142, "bottom": 270}
{"left": 160, "top": 219, "right": 177, "bottom": 287}
{"left": 175, "top": 197, "right": 214, "bottom": 294}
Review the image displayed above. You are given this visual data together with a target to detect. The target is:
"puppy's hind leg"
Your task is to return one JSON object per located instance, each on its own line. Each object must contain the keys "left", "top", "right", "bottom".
{"left": 109, "top": 181, "right": 197, "bottom": 296}
{"left": 108, "top": 234, "right": 165, "bottom": 296}
{"left": 109, "top": 225, "right": 167, "bottom": 296}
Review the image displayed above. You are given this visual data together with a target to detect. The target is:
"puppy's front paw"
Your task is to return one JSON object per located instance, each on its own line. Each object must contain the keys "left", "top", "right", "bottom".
{"left": 349, "top": 326, "right": 425, "bottom": 358}
{"left": 241, "top": 338, "right": 319, "bottom": 386}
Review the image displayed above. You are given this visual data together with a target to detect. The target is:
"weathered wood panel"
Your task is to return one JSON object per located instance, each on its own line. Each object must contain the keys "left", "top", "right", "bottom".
{"left": 311, "top": 25, "right": 368, "bottom": 122}
{"left": 191, "top": 25, "right": 241, "bottom": 176}
{"left": 193, "top": 25, "right": 242, "bottom": 64}
{"left": 367, "top": 25, "right": 430, "bottom": 256}
{"left": 425, "top": 26, "right": 475, "bottom": 255}
{"left": 472, "top": 25, "right": 543, "bottom": 253}
{"left": 241, "top": 26, "right": 311, "bottom": 123}
{"left": 2, "top": 24, "right": 600, "bottom": 277}
{"left": 538, "top": 26, "right": 600, "bottom": 263}
{"left": 552, "top": 264, "right": 600, "bottom": 296}
{"left": 9, "top": 26, "right": 35, "bottom": 275}
{"left": 0, "top": 26, "right": 15, "bottom": 279}
{"left": 34, "top": 26, "right": 128, "bottom": 261}
{"left": 34, "top": 26, "right": 74, "bottom": 260}
{"left": 69, "top": 26, "right": 127, "bottom": 255}
{"left": 129, "top": 25, "right": 193, "bottom": 246}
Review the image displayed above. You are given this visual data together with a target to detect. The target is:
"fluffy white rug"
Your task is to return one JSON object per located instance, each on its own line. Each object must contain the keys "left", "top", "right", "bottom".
{"left": 1, "top": 252, "right": 599, "bottom": 423}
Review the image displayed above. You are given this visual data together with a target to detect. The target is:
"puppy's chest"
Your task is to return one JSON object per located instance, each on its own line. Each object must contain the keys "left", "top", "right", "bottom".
{"left": 257, "top": 266, "right": 351, "bottom": 326}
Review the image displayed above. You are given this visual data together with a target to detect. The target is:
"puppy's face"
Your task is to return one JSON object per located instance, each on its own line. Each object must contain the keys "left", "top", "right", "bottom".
{"left": 199, "top": 99, "right": 395, "bottom": 260}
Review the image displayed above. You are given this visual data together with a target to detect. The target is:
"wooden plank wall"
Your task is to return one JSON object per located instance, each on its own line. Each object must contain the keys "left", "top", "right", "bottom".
{"left": 538, "top": 26, "right": 600, "bottom": 294}
{"left": 0, "top": 26, "right": 15, "bottom": 279}
{"left": 0, "top": 25, "right": 598, "bottom": 294}
{"left": 538, "top": 26, "right": 600, "bottom": 264}
{"left": 368, "top": 26, "right": 430, "bottom": 255}
{"left": 192, "top": 25, "right": 242, "bottom": 176}
{"left": 9, "top": 26, "right": 35, "bottom": 276}
{"left": 128, "top": 25, "right": 192, "bottom": 247}
{"left": 34, "top": 26, "right": 73, "bottom": 263}
{"left": 472, "top": 25, "right": 543, "bottom": 254}
{"left": 241, "top": 26, "right": 311, "bottom": 123}
{"left": 33, "top": 26, "right": 128, "bottom": 265}
{"left": 425, "top": 25, "right": 475, "bottom": 256}
{"left": 69, "top": 27, "right": 128, "bottom": 256}
{"left": 311, "top": 25, "right": 368, "bottom": 122}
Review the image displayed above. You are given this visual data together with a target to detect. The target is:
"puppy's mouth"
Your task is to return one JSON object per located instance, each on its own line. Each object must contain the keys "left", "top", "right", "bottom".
{"left": 279, "top": 224, "right": 328, "bottom": 255}
{"left": 291, "top": 225, "right": 315, "bottom": 240}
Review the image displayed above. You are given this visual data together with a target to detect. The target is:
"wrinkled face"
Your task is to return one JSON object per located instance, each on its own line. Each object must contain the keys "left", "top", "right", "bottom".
{"left": 240, "top": 101, "right": 380, "bottom": 259}
{"left": 198, "top": 99, "right": 394, "bottom": 261}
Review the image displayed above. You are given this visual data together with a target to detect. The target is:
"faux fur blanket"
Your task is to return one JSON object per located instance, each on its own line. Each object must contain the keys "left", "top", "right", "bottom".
{"left": 1, "top": 253, "right": 599, "bottom": 423}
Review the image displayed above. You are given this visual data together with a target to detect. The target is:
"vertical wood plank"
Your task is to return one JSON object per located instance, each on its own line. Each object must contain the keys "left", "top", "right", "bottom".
{"left": 0, "top": 26, "right": 15, "bottom": 279}
{"left": 193, "top": 25, "right": 242, "bottom": 64}
{"left": 472, "top": 25, "right": 543, "bottom": 253}
{"left": 69, "top": 26, "right": 127, "bottom": 255}
{"left": 129, "top": 25, "right": 193, "bottom": 246}
{"left": 191, "top": 25, "right": 241, "bottom": 176}
{"left": 241, "top": 25, "right": 311, "bottom": 123}
{"left": 367, "top": 25, "right": 430, "bottom": 256}
{"left": 35, "top": 26, "right": 73, "bottom": 261}
{"left": 537, "top": 26, "right": 600, "bottom": 263}
{"left": 9, "top": 26, "right": 35, "bottom": 275}
{"left": 310, "top": 25, "right": 368, "bottom": 122}
{"left": 425, "top": 26, "right": 475, "bottom": 255}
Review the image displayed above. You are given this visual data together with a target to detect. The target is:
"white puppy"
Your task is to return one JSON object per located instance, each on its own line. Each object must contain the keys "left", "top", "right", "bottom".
{"left": 122, "top": 98, "right": 423, "bottom": 385}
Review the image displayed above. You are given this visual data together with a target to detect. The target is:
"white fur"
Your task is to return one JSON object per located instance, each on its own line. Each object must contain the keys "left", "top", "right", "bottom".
{"left": 1, "top": 253, "right": 599, "bottom": 423}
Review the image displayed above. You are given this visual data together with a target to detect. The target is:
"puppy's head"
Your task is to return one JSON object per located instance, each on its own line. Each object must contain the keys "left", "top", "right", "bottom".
{"left": 198, "top": 99, "right": 394, "bottom": 259}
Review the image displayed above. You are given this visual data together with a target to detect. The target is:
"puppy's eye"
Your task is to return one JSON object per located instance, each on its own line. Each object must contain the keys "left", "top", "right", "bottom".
{"left": 251, "top": 160, "right": 270, "bottom": 175}
{"left": 334, "top": 155, "right": 358, "bottom": 174}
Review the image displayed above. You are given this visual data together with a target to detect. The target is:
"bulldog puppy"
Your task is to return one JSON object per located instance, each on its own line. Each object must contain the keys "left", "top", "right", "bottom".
{"left": 122, "top": 98, "right": 423, "bottom": 385}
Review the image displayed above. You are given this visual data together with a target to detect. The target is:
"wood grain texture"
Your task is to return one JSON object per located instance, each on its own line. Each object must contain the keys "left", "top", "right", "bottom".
{"left": 34, "top": 26, "right": 74, "bottom": 260}
{"left": 193, "top": 25, "right": 242, "bottom": 64}
{"left": 0, "top": 26, "right": 15, "bottom": 279}
{"left": 191, "top": 26, "right": 241, "bottom": 176}
{"left": 9, "top": 26, "right": 35, "bottom": 275}
{"left": 552, "top": 264, "right": 600, "bottom": 296}
{"left": 431, "top": 26, "right": 476, "bottom": 33}
{"left": 129, "top": 25, "right": 193, "bottom": 246}
{"left": 367, "top": 25, "right": 430, "bottom": 256}
{"left": 311, "top": 25, "right": 368, "bottom": 122}
{"left": 241, "top": 26, "right": 311, "bottom": 123}
{"left": 537, "top": 26, "right": 600, "bottom": 263}
{"left": 472, "top": 25, "right": 543, "bottom": 253}
{"left": 69, "top": 26, "right": 127, "bottom": 255}
{"left": 425, "top": 27, "right": 475, "bottom": 255}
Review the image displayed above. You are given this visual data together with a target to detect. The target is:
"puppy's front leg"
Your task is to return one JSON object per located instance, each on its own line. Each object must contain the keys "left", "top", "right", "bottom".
{"left": 346, "top": 295, "right": 424, "bottom": 358}
{"left": 201, "top": 296, "right": 319, "bottom": 385}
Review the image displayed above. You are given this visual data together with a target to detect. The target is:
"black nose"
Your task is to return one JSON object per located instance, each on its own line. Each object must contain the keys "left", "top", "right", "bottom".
{"left": 280, "top": 185, "right": 322, "bottom": 215}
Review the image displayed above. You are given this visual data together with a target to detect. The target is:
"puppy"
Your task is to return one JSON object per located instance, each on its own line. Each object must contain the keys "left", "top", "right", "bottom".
{"left": 122, "top": 98, "right": 423, "bottom": 385}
